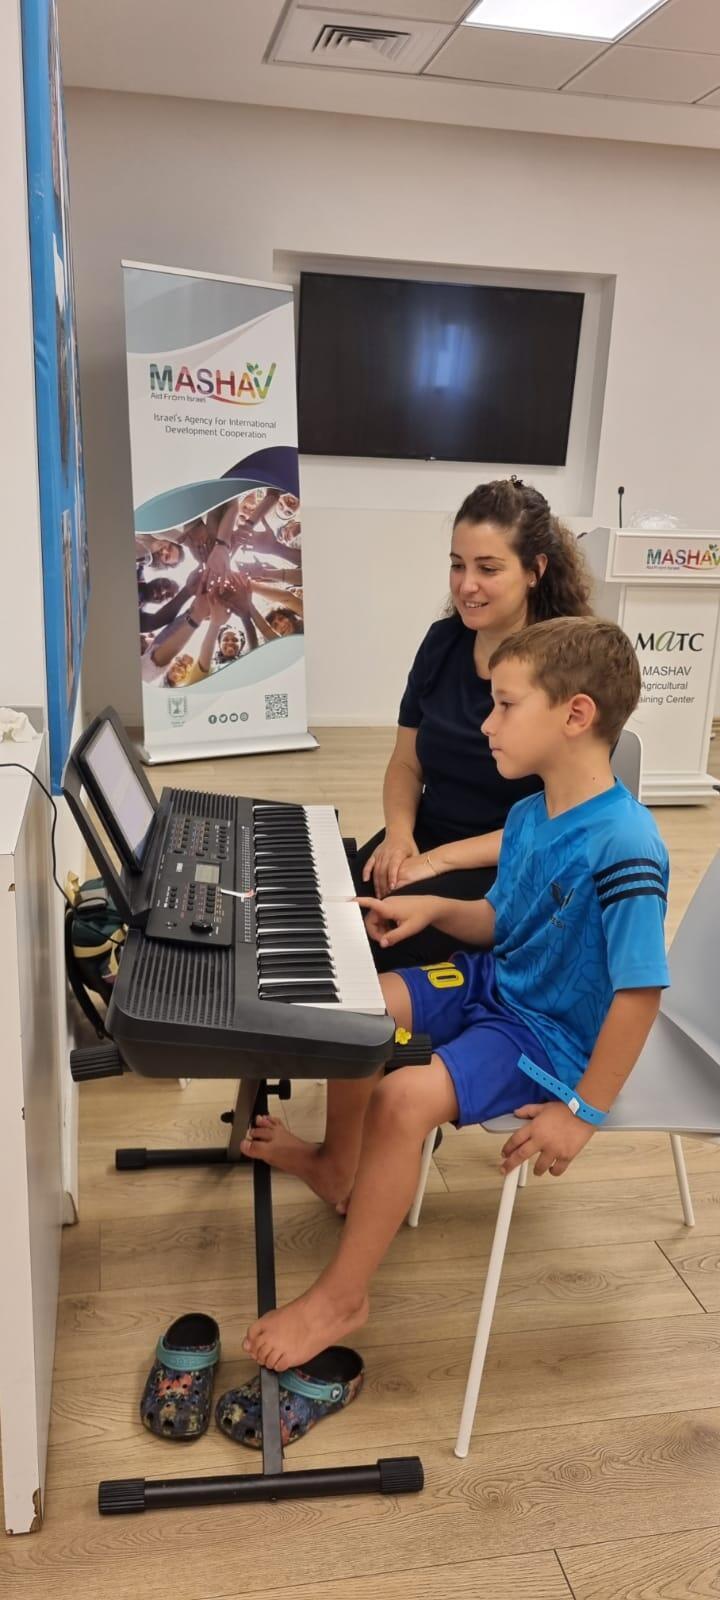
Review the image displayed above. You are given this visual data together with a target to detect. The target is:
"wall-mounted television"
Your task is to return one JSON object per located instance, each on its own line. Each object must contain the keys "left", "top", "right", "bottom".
{"left": 297, "top": 272, "right": 584, "bottom": 467}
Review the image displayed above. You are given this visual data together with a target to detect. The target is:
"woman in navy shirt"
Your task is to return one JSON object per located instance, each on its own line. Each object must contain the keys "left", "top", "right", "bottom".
{"left": 354, "top": 478, "right": 593, "bottom": 969}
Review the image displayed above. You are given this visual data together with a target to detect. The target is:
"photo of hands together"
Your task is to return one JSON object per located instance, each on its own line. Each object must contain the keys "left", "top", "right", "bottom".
{"left": 135, "top": 486, "right": 303, "bottom": 688}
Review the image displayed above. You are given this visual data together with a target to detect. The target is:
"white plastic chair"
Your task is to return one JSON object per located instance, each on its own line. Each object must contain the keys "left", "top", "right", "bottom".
{"left": 406, "top": 733, "right": 720, "bottom": 1458}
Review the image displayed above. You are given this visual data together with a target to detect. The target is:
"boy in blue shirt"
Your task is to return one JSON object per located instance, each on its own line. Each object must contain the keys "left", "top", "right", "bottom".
{"left": 243, "top": 618, "right": 669, "bottom": 1372}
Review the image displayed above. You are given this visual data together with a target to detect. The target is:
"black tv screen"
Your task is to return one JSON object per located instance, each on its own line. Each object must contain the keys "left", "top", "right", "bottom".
{"left": 297, "top": 273, "right": 583, "bottom": 467}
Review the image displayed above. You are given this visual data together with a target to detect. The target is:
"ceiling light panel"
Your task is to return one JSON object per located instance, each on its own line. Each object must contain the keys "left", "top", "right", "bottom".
{"left": 464, "top": 1, "right": 670, "bottom": 43}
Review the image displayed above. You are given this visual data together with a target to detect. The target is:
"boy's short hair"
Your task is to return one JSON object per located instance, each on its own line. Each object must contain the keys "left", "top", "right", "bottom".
{"left": 488, "top": 617, "right": 641, "bottom": 745}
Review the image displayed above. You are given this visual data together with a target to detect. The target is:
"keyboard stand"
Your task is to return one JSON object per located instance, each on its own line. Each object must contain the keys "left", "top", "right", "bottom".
{"left": 69, "top": 1051, "right": 426, "bottom": 1516}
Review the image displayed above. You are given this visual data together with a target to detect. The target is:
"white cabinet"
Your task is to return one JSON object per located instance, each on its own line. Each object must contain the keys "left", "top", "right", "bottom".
{"left": 0, "top": 736, "right": 63, "bottom": 1533}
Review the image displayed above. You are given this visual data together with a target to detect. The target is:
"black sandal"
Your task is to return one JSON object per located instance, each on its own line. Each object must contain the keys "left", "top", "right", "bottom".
{"left": 140, "top": 1313, "right": 220, "bottom": 1439}
{"left": 215, "top": 1346, "right": 364, "bottom": 1449}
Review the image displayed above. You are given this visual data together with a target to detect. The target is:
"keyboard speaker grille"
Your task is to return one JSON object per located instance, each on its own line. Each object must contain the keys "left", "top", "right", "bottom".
{"left": 127, "top": 943, "right": 234, "bottom": 1027}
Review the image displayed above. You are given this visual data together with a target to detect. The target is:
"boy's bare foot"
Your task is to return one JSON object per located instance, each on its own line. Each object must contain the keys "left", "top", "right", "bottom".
{"left": 240, "top": 1116, "right": 353, "bottom": 1212}
{"left": 243, "top": 1283, "right": 369, "bottom": 1371}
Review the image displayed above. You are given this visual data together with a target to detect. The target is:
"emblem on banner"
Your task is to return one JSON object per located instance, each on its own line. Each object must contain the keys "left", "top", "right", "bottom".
{"left": 168, "top": 696, "right": 187, "bottom": 726}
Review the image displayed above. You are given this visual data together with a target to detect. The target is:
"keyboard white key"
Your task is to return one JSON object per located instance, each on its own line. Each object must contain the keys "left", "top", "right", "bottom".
{"left": 314, "top": 901, "right": 385, "bottom": 1013}
{"left": 303, "top": 806, "right": 357, "bottom": 899}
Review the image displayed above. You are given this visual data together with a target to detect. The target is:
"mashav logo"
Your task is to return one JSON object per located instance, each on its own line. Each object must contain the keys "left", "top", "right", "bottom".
{"left": 150, "top": 361, "right": 276, "bottom": 405}
{"left": 646, "top": 543, "right": 720, "bottom": 569}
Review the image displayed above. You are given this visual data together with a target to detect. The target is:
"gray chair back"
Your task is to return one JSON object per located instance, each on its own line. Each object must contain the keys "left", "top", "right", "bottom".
{"left": 611, "top": 728, "right": 642, "bottom": 798}
{"left": 661, "top": 850, "right": 720, "bottom": 1065}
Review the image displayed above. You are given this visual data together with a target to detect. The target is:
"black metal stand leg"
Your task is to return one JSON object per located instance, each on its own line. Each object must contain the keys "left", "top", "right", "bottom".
{"left": 116, "top": 1147, "right": 250, "bottom": 1169}
{"left": 100, "top": 1459, "right": 424, "bottom": 1513}
{"left": 98, "top": 1076, "right": 425, "bottom": 1515}
{"left": 251, "top": 1081, "right": 284, "bottom": 1478}
{"left": 115, "top": 1078, "right": 261, "bottom": 1170}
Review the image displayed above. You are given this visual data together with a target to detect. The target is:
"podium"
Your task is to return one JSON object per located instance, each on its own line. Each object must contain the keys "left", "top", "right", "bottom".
{"left": 583, "top": 528, "right": 720, "bottom": 805}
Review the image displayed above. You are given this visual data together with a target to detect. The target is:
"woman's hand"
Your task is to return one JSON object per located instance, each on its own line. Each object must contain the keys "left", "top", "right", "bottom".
{"left": 362, "top": 832, "right": 418, "bottom": 897}
{"left": 395, "top": 852, "right": 445, "bottom": 888}
{"left": 356, "top": 895, "right": 441, "bottom": 949}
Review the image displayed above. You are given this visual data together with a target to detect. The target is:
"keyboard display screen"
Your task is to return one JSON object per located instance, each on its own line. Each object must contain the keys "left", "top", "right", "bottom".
{"left": 194, "top": 863, "right": 220, "bottom": 884}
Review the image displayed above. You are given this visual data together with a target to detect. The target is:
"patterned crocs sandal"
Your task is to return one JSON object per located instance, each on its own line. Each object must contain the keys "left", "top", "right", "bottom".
{"left": 215, "top": 1345, "right": 364, "bottom": 1449}
{"left": 140, "top": 1313, "right": 220, "bottom": 1440}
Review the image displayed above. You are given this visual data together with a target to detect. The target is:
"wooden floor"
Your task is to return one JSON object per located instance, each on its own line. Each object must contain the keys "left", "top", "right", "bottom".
{"left": 2, "top": 728, "right": 720, "bottom": 1599}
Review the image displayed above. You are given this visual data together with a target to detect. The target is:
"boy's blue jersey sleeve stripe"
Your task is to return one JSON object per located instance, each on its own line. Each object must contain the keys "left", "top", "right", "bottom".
{"left": 595, "top": 867, "right": 666, "bottom": 893}
{"left": 596, "top": 870, "right": 666, "bottom": 894}
{"left": 593, "top": 855, "right": 667, "bottom": 883}
{"left": 599, "top": 885, "right": 667, "bottom": 910}
{"left": 595, "top": 883, "right": 662, "bottom": 908}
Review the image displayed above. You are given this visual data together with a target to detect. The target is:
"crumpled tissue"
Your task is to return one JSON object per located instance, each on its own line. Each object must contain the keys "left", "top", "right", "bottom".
{"left": 0, "top": 709, "right": 40, "bottom": 742}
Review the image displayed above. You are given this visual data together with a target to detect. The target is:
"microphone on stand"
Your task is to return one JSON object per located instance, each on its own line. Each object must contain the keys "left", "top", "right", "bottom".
{"left": 618, "top": 486, "right": 625, "bottom": 529}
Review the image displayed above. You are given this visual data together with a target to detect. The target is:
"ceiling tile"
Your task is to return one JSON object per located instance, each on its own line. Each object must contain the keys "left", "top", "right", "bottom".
{"left": 697, "top": 85, "right": 720, "bottom": 104}
{"left": 297, "top": 0, "right": 471, "bottom": 18}
{"left": 628, "top": 0, "right": 720, "bottom": 54}
{"left": 427, "top": 26, "right": 602, "bottom": 86}
{"left": 567, "top": 42, "right": 720, "bottom": 101}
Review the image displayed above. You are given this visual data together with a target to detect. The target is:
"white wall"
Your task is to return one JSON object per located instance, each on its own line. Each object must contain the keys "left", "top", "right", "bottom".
{"left": 64, "top": 90, "right": 720, "bottom": 725}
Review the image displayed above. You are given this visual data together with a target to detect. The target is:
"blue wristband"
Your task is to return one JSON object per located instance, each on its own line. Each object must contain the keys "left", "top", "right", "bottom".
{"left": 517, "top": 1053, "right": 608, "bottom": 1127}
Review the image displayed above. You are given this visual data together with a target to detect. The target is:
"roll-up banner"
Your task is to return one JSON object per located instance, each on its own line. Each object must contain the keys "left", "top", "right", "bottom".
{"left": 22, "top": 0, "right": 90, "bottom": 789}
{"left": 123, "top": 262, "right": 316, "bottom": 762}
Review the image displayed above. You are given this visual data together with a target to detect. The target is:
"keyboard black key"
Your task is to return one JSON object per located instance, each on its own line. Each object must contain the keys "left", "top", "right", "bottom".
{"left": 259, "top": 960, "right": 335, "bottom": 978}
{"left": 257, "top": 937, "right": 329, "bottom": 951}
{"left": 256, "top": 895, "right": 322, "bottom": 909}
{"left": 258, "top": 949, "right": 333, "bottom": 966}
{"left": 259, "top": 985, "right": 339, "bottom": 1004}
{"left": 256, "top": 876, "right": 317, "bottom": 884}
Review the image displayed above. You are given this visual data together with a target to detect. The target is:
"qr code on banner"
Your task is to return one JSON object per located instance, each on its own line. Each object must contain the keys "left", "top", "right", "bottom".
{"left": 265, "top": 692, "right": 289, "bottom": 721}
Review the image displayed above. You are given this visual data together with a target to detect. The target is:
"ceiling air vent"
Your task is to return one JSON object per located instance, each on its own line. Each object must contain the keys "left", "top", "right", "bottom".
{"left": 313, "top": 25, "right": 411, "bottom": 64}
{"left": 269, "top": 9, "right": 454, "bottom": 74}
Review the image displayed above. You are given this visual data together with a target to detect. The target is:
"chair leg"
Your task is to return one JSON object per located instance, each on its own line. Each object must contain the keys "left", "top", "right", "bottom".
{"left": 518, "top": 1159, "right": 529, "bottom": 1189}
{"left": 454, "top": 1165, "right": 522, "bottom": 1460}
{"left": 669, "top": 1133, "right": 695, "bottom": 1227}
{"left": 407, "top": 1127, "right": 437, "bottom": 1229}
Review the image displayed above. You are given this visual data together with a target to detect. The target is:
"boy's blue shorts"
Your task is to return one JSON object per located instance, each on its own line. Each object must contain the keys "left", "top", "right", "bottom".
{"left": 396, "top": 950, "right": 553, "bottom": 1128}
